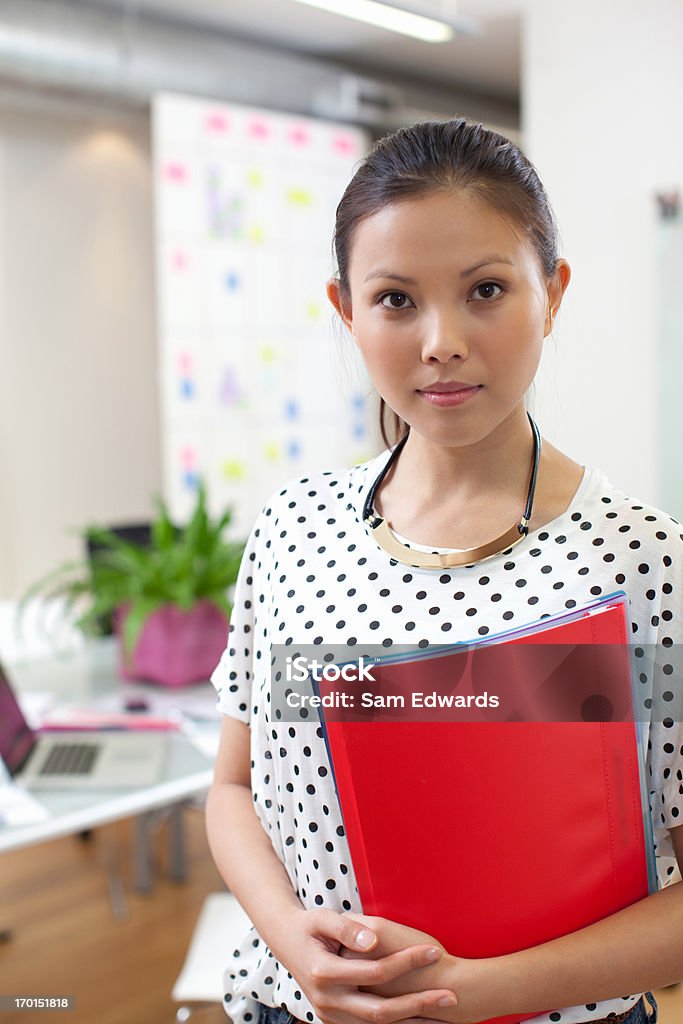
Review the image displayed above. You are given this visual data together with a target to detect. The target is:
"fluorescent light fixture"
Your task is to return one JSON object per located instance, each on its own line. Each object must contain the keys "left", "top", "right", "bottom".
{"left": 289, "top": 0, "right": 455, "bottom": 43}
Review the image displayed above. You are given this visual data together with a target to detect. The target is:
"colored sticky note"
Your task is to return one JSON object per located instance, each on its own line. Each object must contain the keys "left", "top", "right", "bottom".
{"left": 248, "top": 119, "right": 270, "bottom": 140}
{"left": 171, "top": 249, "right": 188, "bottom": 271}
{"left": 224, "top": 271, "right": 241, "bottom": 292}
{"left": 219, "top": 367, "right": 243, "bottom": 407}
{"left": 264, "top": 441, "right": 280, "bottom": 462}
{"left": 180, "top": 446, "right": 196, "bottom": 469}
{"left": 163, "top": 161, "right": 188, "bottom": 183}
{"left": 305, "top": 301, "right": 321, "bottom": 322}
{"left": 222, "top": 459, "right": 247, "bottom": 481}
{"left": 183, "top": 470, "right": 199, "bottom": 490}
{"left": 287, "top": 438, "right": 301, "bottom": 460}
{"left": 286, "top": 187, "right": 313, "bottom": 207}
{"left": 288, "top": 126, "right": 311, "bottom": 147}
{"left": 249, "top": 224, "right": 265, "bottom": 244}
{"left": 247, "top": 169, "right": 263, "bottom": 188}
{"left": 259, "top": 345, "right": 277, "bottom": 364}
{"left": 332, "top": 133, "right": 357, "bottom": 156}
{"left": 284, "top": 398, "right": 299, "bottom": 420}
{"left": 206, "top": 112, "right": 231, "bottom": 134}
{"left": 180, "top": 378, "right": 195, "bottom": 400}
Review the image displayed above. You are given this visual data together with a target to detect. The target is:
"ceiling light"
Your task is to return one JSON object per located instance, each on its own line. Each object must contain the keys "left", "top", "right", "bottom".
{"left": 289, "top": 0, "right": 455, "bottom": 43}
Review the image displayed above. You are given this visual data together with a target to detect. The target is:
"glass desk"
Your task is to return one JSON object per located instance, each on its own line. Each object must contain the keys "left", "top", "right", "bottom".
{"left": 0, "top": 638, "right": 219, "bottom": 889}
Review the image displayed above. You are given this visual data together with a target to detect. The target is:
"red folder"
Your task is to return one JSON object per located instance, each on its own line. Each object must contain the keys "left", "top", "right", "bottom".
{"left": 315, "top": 593, "right": 655, "bottom": 1024}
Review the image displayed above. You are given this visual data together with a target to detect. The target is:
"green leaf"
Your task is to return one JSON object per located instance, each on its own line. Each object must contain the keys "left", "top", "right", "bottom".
{"left": 19, "top": 476, "right": 247, "bottom": 648}
{"left": 150, "top": 494, "right": 178, "bottom": 551}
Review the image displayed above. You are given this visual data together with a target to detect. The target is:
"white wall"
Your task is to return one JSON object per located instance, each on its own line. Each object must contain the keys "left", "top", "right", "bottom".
{"left": 0, "top": 100, "right": 161, "bottom": 599}
{"left": 523, "top": 0, "right": 683, "bottom": 507}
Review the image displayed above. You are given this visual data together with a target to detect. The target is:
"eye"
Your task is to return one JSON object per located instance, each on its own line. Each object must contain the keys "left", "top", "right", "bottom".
{"left": 379, "top": 292, "right": 414, "bottom": 310}
{"left": 470, "top": 281, "right": 504, "bottom": 301}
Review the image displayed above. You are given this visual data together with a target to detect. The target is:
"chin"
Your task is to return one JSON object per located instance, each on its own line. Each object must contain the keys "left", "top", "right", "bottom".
{"left": 406, "top": 421, "right": 480, "bottom": 449}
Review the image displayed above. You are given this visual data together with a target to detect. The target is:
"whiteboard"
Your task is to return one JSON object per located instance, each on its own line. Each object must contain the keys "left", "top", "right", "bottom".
{"left": 152, "top": 93, "right": 376, "bottom": 536}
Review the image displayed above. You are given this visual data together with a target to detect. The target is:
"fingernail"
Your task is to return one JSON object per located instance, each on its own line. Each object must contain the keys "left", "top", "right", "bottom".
{"left": 355, "top": 928, "right": 375, "bottom": 949}
{"left": 437, "top": 995, "right": 457, "bottom": 1007}
{"left": 425, "top": 947, "right": 441, "bottom": 962}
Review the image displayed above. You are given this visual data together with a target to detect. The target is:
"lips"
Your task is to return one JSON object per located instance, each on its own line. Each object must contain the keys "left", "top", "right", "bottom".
{"left": 417, "top": 382, "right": 483, "bottom": 408}
{"left": 419, "top": 382, "right": 481, "bottom": 394}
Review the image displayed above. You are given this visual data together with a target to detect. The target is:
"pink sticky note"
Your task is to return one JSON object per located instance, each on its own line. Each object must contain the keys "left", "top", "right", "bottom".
{"left": 288, "top": 125, "right": 311, "bottom": 147}
{"left": 332, "top": 133, "right": 356, "bottom": 156}
{"left": 178, "top": 352, "right": 193, "bottom": 373}
{"left": 248, "top": 119, "right": 270, "bottom": 140}
{"left": 163, "top": 161, "right": 189, "bottom": 184}
{"left": 206, "top": 112, "right": 231, "bottom": 134}
{"left": 171, "top": 249, "right": 188, "bottom": 272}
{"left": 180, "top": 445, "right": 196, "bottom": 469}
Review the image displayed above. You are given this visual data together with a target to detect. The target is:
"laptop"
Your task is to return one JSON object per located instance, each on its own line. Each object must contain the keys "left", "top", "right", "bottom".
{"left": 0, "top": 660, "right": 166, "bottom": 789}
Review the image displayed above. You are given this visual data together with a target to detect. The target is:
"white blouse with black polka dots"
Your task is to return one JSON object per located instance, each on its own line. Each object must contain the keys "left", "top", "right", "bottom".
{"left": 211, "top": 447, "right": 683, "bottom": 1024}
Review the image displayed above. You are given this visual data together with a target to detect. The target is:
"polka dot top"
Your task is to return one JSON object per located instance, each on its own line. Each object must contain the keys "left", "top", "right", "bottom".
{"left": 211, "top": 447, "right": 683, "bottom": 1024}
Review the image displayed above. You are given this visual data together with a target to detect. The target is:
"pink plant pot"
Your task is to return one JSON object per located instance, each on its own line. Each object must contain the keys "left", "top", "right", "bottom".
{"left": 114, "top": 600, "right": 229, "bottom": 687}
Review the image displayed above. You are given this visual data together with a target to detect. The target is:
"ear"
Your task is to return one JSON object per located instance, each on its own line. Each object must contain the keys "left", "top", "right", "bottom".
{"left": 545, "top": 259, "right": 571, "bottom": 337}
{"left": 326, "top": 278, "right": 354, "bottom": 336}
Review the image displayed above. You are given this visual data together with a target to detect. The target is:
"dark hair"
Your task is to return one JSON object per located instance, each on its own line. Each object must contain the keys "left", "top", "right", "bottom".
{"left": 331, "top": 117, "right": 560, "bottom": 448}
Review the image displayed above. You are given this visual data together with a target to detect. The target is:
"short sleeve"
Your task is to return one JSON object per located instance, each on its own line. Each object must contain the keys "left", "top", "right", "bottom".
{"left": 644, "top": 525, "right": 683, "bottom": 855}
{"left": 210, "top": 507, "right": 267, "bottom": 723}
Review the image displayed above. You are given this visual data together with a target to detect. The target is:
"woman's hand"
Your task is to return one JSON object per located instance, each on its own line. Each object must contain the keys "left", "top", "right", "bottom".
{"left": 277, "top": 907, "right": 458, "bottom": 1024}
{"left": 339, "top": 914, "right": 501, "bottom": 1024}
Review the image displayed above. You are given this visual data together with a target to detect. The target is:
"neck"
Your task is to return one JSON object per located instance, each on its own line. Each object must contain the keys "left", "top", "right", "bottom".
{"left": 389, "top": 408, "right": 536, "bottom": 506}
{"left": 372, "top": 407, "right": 539, "bottom": 551}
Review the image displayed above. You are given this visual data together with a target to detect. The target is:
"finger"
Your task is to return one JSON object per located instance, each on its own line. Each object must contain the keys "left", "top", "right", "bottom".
{"left": 341, "top": 910, "right": 382, "bottom": 932}
{"left": 312, "top": 944, "right": 442, "bottom": 986}
{"left": 341, "top": 988, "right": 457, "bottom": 1024}
{"left": 312, "top": 908, "right": 378, "bottom": 952}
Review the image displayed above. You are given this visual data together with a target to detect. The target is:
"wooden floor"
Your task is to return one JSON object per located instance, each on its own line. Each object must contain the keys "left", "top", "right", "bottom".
{"left": 0, "top": 810, "right": 227, "bottom": 1024}
{"left": 1, "top": 813, "right": 682, "bottom": 1024}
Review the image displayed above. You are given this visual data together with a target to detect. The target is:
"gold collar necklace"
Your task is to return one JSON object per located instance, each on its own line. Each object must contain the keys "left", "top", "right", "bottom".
{"left": 362, "top": 412, "right": 542, "bottom": 570}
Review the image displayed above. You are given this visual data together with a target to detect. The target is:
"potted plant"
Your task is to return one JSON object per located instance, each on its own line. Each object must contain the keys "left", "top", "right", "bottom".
{"left": 20, "top": 482, "right": 245, "bottom": 687}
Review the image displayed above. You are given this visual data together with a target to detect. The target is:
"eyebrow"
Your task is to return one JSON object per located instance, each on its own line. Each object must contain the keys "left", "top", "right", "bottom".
{"left": 363, "top": 255, "right": 514, "bottom": 284}
{"left": 362, "top": 270, "right": 421, "bottom": 282}
{"left": 461, "top": 255, "right": 514, "bottom": 277}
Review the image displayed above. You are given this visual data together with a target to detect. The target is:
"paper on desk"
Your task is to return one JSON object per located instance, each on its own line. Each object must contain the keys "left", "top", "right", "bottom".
{"left": 90, "top": 687, "right": 219, "bottom": 720}
{"left": 16, "top": 691, "right": 57, "bottom": 728}
{"left": 39, "top": 707, "right": 179, "bottom": 731}
{"left": 175, "top": 716, "right": 220, "bottom": 759}
{"left": 0, "top": 780, "right": 49, "bottom": 827}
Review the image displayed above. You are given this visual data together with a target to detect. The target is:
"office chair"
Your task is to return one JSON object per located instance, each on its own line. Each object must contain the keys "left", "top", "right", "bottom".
{"left": 172, "top": 891, "right": 252, "bottom": 1022}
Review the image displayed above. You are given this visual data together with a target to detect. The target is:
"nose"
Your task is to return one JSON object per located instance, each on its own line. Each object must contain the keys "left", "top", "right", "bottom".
{"left": 420, "top": 308, "right": 470, "bottom": 363}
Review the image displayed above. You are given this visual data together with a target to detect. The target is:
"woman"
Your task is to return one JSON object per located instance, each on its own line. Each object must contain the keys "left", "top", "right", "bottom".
{"left": 206, "top": 118, "right": 681, "bottom": 1024}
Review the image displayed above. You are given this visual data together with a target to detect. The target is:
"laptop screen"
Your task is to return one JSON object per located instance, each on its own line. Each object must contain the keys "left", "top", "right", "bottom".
{"left": 0, "top": 663, "right": 38, "bottom": 775}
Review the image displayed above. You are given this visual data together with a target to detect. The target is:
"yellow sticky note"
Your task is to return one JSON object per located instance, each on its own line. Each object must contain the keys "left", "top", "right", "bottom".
{"left": 305, "top": 301, "right": 321, "bottom": 322}
{"left": 249, "top": 224, "right": 265, "bottom": 244}
{"left": 259, "top": 345, "right": 277, "bottom": 364}
{"left": 263, "top": 441, "right": 280, "bottom": 462}
{"left": 222, "top": 459, "right": 247, "bottom": 481}
{"left": 247, "top": 168, "right": 263, "bottom": 188}
{"left": 286, "top": 187, "right": 313, "bottom": 207}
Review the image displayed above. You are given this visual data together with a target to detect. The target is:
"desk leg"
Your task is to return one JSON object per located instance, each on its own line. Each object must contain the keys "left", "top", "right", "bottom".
{"left": 134, "top": 812, "right": 154, "bottom": 893}
{"left": 168, "top": 803, "right": 186, "bottom": 883}
{"left": 133, "top": 804, "right": 188, "bottom": 891}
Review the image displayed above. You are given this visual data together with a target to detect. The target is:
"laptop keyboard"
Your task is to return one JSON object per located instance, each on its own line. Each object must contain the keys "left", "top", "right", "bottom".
{"left": 39, "top": 742, "right": 102, "bottom": 775}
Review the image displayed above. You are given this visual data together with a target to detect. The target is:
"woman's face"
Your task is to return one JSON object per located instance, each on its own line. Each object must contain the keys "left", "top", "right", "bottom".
{"left": 327, "top": 190, "right": 569, "bottom": 448}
